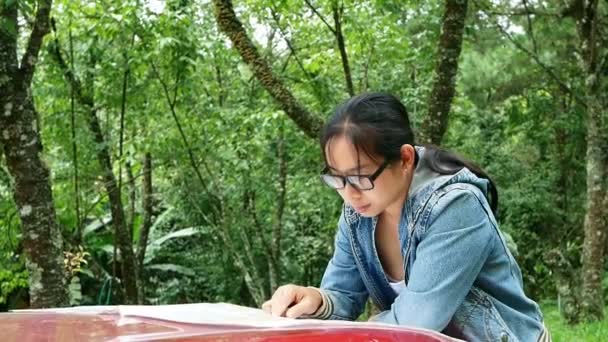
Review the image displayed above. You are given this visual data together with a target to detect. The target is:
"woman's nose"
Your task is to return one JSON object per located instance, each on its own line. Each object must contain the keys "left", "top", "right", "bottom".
{"left": 343, "top": 182, "right": 362, "bottom": 200}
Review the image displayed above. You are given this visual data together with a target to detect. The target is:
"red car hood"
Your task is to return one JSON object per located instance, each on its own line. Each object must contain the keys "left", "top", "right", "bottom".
{"left": 1, "top": 303, "right": 462, "bottom": 341}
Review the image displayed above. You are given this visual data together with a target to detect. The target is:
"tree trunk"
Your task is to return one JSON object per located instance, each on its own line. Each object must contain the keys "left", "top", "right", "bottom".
{"left": 269, "top": 124, "right": 287, "bottom": 293}
{"left": 0, "top": 0, "right": 69, "bottom": 308}
{"left": 237, "top": 217, "right": 268, "bottom": 304}
{"left": 126, "top": 160, "right": 136, "bottom": 243}
{"left": 575, "top": 0, "right": 607, "bottom": 322}
{"left": 331, "top": 1, "right": 354, "bottom": 96}
{"left": 137, "top": 152, "right": 153, "bottom": 303}
{"left": 580, "top": 107, "right": 607, "bottom": 319}
{"left": 544, "top": 249, "right": 581, "bottom": 324}
{"left": 88, "top": 106, "right": 139, "bottom": 304}
{"left": 48, "top": 31, "right": 139, "bottom": 304}
{"left": 68, "top": 27, "right": 82, "bottom": 244}
{"left": 217, "top": 215, "right": 266, "bottom": 306}
{"left": 579, "top": 92, "right": 607, "bottom": 320}
{"left": 418, "top": 0, "right": 468, "bottom": 145}
{"left": 212, "top": 0, "right": 323, "bottom": 139}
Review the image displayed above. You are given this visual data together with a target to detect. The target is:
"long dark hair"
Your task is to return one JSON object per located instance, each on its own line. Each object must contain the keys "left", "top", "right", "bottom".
{"left": 320, "top": 92, "right": 498, "bottom": 215}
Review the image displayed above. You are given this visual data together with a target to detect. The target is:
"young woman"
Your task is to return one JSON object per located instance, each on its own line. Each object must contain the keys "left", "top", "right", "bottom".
{"left": 262, "top": 93, "right": 549, "bottom": 342}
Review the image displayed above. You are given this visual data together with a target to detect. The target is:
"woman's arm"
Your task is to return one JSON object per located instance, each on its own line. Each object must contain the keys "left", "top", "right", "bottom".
{"left": 309, "top": 209, "right": 369, "bottom": 320}
{"left": 370, "top": 185, "right": 495, "bottom": 330}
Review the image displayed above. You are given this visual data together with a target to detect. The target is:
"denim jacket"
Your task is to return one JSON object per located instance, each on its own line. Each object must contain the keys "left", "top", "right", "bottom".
{"left": 312, "top": 147, "right": 545, "bottom": 342}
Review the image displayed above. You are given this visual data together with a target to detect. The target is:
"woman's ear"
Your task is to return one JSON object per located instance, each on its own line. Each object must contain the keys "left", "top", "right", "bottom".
{"left": 399, "top": 144, "right": 416, "bottom": 171}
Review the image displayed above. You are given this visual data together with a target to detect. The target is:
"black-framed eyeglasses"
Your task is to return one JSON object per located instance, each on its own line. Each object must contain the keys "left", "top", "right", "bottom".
{"left": 320, "top": 160, "right": 391, "bottom": 191}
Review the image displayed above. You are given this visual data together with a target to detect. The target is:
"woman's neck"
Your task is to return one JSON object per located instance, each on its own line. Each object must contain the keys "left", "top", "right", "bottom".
{"left": 380, "top": 167, "right": 414, "bottom": 224}
{"left": 382, "top": 198, "right": 405, "bottom": 226}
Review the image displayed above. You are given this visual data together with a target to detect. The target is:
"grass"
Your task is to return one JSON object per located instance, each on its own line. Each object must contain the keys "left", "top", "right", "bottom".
{"left": 542, "top": 302, "right": 608, "bottom": 342}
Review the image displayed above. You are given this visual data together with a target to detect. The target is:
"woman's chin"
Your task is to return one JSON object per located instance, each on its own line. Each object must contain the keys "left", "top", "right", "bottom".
{"left": 357, "top": 205, "right": 379, "bottom": 217}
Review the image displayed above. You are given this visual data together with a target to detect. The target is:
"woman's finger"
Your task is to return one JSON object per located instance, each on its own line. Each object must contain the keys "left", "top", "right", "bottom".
{"left": 284, "top": 297, "right": 315, "bottom": 318}
{"left": 270, "top": 286, "right": 296, "bottom": 317}
{"left": 261, "top": 300, "right": 272, "bottom": 314}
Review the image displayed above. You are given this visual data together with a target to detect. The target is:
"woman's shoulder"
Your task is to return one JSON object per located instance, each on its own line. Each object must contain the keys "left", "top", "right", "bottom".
{"left": 417, "top": 182, "right": 496, "bottom": 236}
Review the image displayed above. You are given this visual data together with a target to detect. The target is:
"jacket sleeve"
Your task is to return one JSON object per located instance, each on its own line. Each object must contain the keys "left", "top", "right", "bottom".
{"left": 307, "top": 209, "right": 369, "bottom": 320}
{"left": 369, "top": 187, "right": 495, "bottom": 330}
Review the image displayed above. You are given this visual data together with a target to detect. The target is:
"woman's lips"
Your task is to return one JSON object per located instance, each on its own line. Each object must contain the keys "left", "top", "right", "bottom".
{"left": 354, "top": 204, "right": 371, "bottom": 213}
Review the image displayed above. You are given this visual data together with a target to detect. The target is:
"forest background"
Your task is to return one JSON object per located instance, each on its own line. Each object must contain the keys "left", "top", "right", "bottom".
{"left": 1, "top": 0, "right": 607, "bottom": 340}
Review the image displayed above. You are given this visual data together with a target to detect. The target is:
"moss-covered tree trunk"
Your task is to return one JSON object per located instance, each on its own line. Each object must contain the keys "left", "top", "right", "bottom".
{"left": 575, "top": 0, "right": 607, "bottom": 322}
{"left": 418, "top": 0, "right": 468, "bottom": 145}
{"left": 0, "top": 0, "right": 69, "bottom": 308}
{"left": 212, "top": 0, "right": 323, "bottom": 139}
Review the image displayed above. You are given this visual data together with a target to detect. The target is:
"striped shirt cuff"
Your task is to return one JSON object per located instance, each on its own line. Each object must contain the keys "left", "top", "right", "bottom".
{"left": 303, "top": 287, "right": 333, "bottom": 320}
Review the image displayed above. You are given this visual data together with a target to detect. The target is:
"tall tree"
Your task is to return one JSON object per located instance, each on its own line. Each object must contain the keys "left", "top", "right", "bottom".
{"left": 571, "top": 0, "right": 608, "bottom": 321}
{"left": 0, "top": 0, "right": 69, "bottom": 308}
{"left": 48, "top": 23, "right": 139, "bottom": 304}
{"left": 476, "top": 0, "right": 607, "bottom": 322}
{"left": 418, "top": 0, "right": 469, "bottom": 145}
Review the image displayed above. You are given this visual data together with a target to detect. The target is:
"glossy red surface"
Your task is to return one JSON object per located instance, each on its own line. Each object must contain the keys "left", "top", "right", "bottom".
{"left": 0, "top": 311, "right": 457, "bottom": 342}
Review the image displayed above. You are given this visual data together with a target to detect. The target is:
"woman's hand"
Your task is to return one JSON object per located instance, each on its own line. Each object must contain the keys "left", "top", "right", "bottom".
{"left": 261, "top": 284, "right": 323, "bottom": 318}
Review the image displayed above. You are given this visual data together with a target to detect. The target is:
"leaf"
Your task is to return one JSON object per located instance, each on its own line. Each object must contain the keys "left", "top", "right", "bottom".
{"left": 147, "top": 263, "right": 195, "bottom": 276}
{"left": 159, "top": 37, "right": 177, "bottom": 49}
{"left": 83, "top": 215, "right": 113, "bottom": 237}
{"left": 148, "top": 207, "right": 175, "bottom": 240}
{"left": 69, "top": 276, "right": 82, "bottom": 306}
{"left": 0, "top": 16, "right": 17, "bottom": 37}
{"left": 100, "top": 244, "right": 116, "bottom": 256}
{"left": 151, "top": 226, "right": 199, "bottom": 246}
{"left": 144, "top": 226, "right": 200, "bottom": 264}
{"left": 78, "top": 268, "right": 95, "bottom": 278}
{"left": 110, "top": 14, "right": 123, "bottom": 22}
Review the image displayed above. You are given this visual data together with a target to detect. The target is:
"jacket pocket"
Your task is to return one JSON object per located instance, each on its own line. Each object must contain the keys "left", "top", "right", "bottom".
{"left": 445, "top": 287, "right": 519, "bottom": 342}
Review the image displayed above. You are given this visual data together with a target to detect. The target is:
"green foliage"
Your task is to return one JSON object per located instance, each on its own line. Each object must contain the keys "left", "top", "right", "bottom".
{"left": 0, "top": 171, "right": 27, "bottom": 309}
{"left": 0, "top": 0, "right": 602, "bottom": 320}
{"left": 68, "top": 276, "right": 82, "bottom": 306}
{"left": 0, "top": 254, "right": 28, "bottom": 305}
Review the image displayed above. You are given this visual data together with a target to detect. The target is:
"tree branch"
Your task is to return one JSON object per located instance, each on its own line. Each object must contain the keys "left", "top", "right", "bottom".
{"left": 269, "top": 8, "right": 313, "bottom": 80}
{"left": 18, "top": 0, "right": 53, "bottom": 90}
{"left": 332, "top": 0, "right": 354, "bottom": 96}
{"left": 49, "top": 19, "right": 92, "bottom": 107}
{"left": 493, "top": 14, "right": 587, "bottom": 108}
{"left": 474, "top": 0, "right": 588, "bottom": 108}
{"left": 481, "top": 9, "right": 560, "bottom": 17}
{"left": 150, "top": 61, "right": 210, "bottom": 191}
{"left": 213, "top": 0, "right": 323, "bottom": 139}
{"left": 149, "top": 60, "right": 222, "bottom": 222}
{"left": 360, "top": 44, "right": 374, "bottom": 92}
{"left": 522, "top": 0, "right": 538, "bottom": 54}
{"left": 268, "top": 7, "right": 332, "bottom": 106}
{"left": 0, "top": 2, "right": 19, "bottom": 94}
{"left": 303, "top": 0, "right": 336, "bottom": 34}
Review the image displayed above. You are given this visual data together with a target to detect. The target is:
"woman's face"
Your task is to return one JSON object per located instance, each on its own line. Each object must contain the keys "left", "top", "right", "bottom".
{"left": 325, "top": 135, "right": 411, "bottom": 218}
